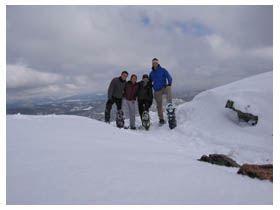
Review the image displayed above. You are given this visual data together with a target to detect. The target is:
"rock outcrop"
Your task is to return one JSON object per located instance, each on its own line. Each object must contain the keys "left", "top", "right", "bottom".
{"left": 198, "top": 154, "right": 240, "bottom": 167}
{"left": 225, "top": 100, "right": 258, "bottom": 126}
{"left": 237, "top": 164, "right": 273, "bottom": 182}
{"left": 198, "top": 154, "right": 273, "bottom": 182}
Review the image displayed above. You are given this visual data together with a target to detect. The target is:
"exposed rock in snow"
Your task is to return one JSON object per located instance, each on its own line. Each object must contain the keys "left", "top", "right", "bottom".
{"left": 198, "top": 154, "right": 240, "bottom": 167}
{"left": 238, "top": 164, "right": 273, "bottom": 182}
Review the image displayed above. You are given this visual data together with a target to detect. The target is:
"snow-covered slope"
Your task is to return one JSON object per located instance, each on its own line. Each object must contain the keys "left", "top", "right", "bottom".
{"left": 6, "top": 72, "right": 273, "bottom": 204}
{"left": 170, "top": 71, "right": 272, "bottom": 164}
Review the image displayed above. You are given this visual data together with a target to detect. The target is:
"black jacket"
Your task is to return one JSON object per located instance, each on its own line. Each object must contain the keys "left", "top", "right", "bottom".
{"left": 137, "top": 81, "right": 153, "bottom": 102}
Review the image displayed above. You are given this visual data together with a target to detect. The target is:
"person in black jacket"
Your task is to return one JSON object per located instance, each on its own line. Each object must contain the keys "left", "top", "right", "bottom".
{"left": 137, "top": 74, "right": 153, "bottom": 122}
{"left": 105, "top": 71, "right": 128, "bottom": 122}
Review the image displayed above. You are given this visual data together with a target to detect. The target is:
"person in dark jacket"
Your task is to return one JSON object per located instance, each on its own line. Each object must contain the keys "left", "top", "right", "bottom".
{"left": 137, "top": 74, "right": 153, "bottom": 122}
{"left": 122, "top": 74, "right": 139, "bottom": 129}
{"left": 149, "top": 58, "right": 173, "bottom": 124}
{"left": 105, "top": 71, "right": 128, "bottom": 122}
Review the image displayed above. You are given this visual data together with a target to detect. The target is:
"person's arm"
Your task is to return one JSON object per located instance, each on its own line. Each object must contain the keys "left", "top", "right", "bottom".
{"left": 136, "top": 82, "right": 140, "bottom": 97}
{"left": 149, "top": 83, "right": 153, "bottom": 100}
{"left": 123, "top": 83, "right": 127, "bottom": 97}
{"left": 149, "top": 72, "right": 153, "bottom": 85}
{"left": 164, "top": 69, "right": 172, "bottom": 86}
{"left": 133, "top": 84, "right": 139, "bottom": 101}
{"left": 107, "top": 78, "right": 115, "bottom": 100}
{"left": 148, "top": 86, "right": 153, "bottom": 108}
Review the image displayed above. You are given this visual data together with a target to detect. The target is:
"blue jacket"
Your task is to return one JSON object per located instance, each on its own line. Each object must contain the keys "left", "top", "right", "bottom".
{"left": 149, "top": 65, "right": 172, "bottom": 91}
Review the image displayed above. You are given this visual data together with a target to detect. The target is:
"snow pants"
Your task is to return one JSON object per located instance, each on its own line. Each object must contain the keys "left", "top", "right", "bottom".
{"left": 122, "top": 98, "right": 136, "bottom": 128}
{"left": 138, "top": 100, "right": 151, "bottom": 121}
{"left": 105, "top": 96, "right": 122, "bottom": 122}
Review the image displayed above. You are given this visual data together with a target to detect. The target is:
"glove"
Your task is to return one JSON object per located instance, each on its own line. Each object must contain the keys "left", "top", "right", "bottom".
{"left": 167, "top": 83, "right": 171, "bottom": 86}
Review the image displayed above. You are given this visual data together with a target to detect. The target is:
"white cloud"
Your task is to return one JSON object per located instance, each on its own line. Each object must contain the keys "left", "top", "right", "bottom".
{"left": 6, "top": 6, "right": 273, "bottom": 100}
{"left": 246, "top": 46, "right": 273, "bottom": 60}
{"left": 204, "top": 34, "right": 240, "bottom": 60}
{"left": 6, "top": 64, "right": 63, "bottom": 89}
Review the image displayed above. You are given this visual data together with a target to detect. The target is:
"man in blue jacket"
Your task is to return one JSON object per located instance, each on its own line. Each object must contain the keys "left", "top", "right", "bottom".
{"left": 149, "top": 58, "right": 173, "bottom": 124}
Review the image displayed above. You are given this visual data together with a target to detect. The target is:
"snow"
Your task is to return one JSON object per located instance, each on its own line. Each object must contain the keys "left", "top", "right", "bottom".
{"left": 83, "top": 106, "right": 94, "bottom": 110}
{"left": 6, "top": 72, "right": 273, "bottom": 204}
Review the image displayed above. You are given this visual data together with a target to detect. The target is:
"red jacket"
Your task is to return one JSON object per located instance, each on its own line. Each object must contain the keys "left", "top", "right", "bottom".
{"left": 124, "top": 81, "right": 139, "bottom": 101}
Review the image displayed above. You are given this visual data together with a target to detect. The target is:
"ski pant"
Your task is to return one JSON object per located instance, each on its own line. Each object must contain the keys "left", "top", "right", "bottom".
{"left": 105, "top": 96, "right": 122, "bottom": 122}
{"left": 154, "top": 86, "right": 172, "bottom": 120}
{"left": 122, "top": 98, "right": 136, "bottom": 128}
{"left": 138, "top": 100, "right": 151, "bottom": 121}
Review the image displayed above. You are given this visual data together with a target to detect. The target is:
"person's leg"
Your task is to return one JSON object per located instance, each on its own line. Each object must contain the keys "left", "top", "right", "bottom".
{"left": 115, "top": 98, "right": 122, "bottom": 110}
{"left": 165, "top": 86, "right": 173, "bottom": 104}
{"left": 138, "top": 101, "right": 142, "bottom": 120}
{"left": 127, "top": 101, "right": 136, "bottom": 128}
{"left": 131, "top": 102, "right": 136, "bottom": 128}
{"left": 138, "top": 100, "right": 144, "bottom": 121}
{"left": 105, "top": 99, "right": 114, "bottom": 122}
{"left": 144, "top": 100, "right": 150, "bottom": 112}
{"left": 114, "top": 98, "right": 125, "bottom": 127}
{"left": 154, "top": 89, "right": 164, "bottom": 120}
{"left": 122, "top": 98, "right": 129, "bottom": 119}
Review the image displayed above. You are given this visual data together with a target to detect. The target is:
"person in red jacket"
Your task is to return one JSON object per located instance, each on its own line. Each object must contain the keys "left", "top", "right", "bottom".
{"left": 122, "top": 74, "right": 139, "bottom": 129}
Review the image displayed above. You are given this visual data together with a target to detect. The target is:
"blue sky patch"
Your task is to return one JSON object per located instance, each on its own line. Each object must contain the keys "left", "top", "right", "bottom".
{"left": 169, "top": 21, "right": 212, "bottom": 37}
{"left": 141, "top": 16, "right": 150, "bottom": 25}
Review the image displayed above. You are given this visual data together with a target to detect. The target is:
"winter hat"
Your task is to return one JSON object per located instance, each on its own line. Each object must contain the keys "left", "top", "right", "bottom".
{"left": 152, "top": 58, "right": 159, "bottom": 64}
{"left": 142, "top": 74, "right": 149, "bottom": 79}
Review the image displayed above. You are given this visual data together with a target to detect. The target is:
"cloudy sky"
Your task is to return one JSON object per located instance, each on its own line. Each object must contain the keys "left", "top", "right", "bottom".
{"left": 6, "top": 5, "right": 273, "bottom": 102}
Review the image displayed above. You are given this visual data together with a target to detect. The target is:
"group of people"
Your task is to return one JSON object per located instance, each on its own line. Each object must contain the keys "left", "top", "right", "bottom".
{"left": 104, "top": 58, "right": 173, "bottom": 129}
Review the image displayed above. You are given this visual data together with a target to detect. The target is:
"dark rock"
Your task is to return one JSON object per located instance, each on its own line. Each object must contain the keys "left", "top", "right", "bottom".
{"left": 237, "top": 164, "right": 273, "bottom": 182}
{"left": 198, "top": 154, "right": 240, "bottom": 167}
{"left": 225, "top": 100, "right": 258, "bottom": 126}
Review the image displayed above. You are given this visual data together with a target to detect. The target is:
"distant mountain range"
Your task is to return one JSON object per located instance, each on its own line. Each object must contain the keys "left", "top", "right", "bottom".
{"left": 7, "top": 93, "right": 107, "bottom": 106}
{"left": 6, "top": 90, "right": 203, "bottom": 121}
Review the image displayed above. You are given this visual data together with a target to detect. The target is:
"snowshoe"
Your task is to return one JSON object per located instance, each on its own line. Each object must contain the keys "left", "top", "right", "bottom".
{"left": 142, "top": 111, "right": 151, "bottom": 130}
{"left": 116, "top": 110, "right": 124, "bottom": 128}
{"left": 166, "top": 104, "right": 177, "bottom": 129}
